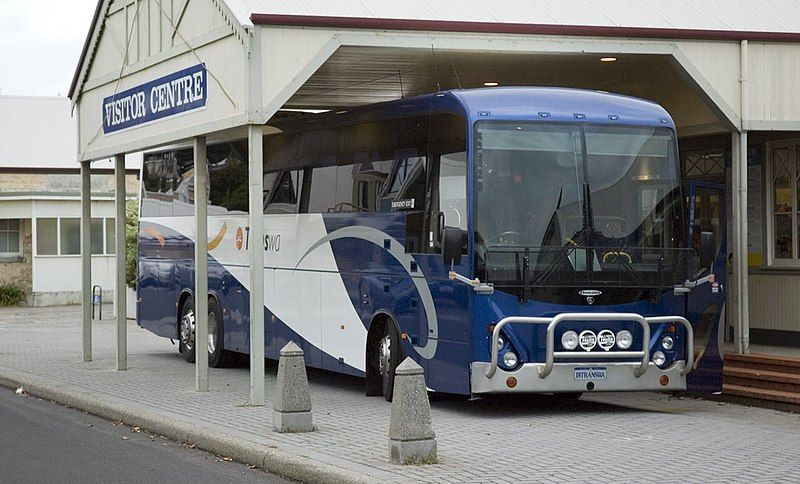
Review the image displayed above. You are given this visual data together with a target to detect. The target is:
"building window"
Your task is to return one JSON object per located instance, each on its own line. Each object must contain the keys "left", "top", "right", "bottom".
{"left": 35, "top": 217, "right": 116, "bottom": 256}
{"left": 36, "top": 218, "right": 58, "bottom": 255}
{"left": 0, "top": 219, "right": 22, "bottom": 256}
{"left": 768, "top": 141, "right": 800, "bottom": 265}
{"left": 60, "top": 218, "right": 81, "bottom": 255}
{"left": 681, "top": 151, "right": 725, "bottom": 179}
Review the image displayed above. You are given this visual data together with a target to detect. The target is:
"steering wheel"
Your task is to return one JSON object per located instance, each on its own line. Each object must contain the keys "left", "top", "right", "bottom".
{"left": 487, "top": 231, "right": 528, "bottom": 246}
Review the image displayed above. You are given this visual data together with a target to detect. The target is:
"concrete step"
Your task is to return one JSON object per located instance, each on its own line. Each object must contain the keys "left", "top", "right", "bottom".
{"left": 724, "top": 352, "right": 800, "bottom": 375}
{"left": 723, "top": 367, "right": 800, "bottom": 394}
{"left": 722, "top": 383, "right": 800, "bottom": 413}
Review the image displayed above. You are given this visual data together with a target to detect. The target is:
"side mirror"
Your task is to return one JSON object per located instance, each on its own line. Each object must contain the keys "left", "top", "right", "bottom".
{"left": 441, "top": 226, "right": 466, "bottom": 266}
{"left": 699, "top": 231, "right": 716, "bottom": 271}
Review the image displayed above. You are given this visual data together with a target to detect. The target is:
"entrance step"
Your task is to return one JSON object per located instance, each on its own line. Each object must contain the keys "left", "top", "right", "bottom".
{"left": 723, "top": 367, "right": 800, "bottom": 394}
{"left": 721, "top": 384, "right": 800, "bottom": 413}
{"left": 721, "top": 352, "right": 800, "bottom": 412}
{"left": 724, "top": 352, "right": 800, "bottom": 375}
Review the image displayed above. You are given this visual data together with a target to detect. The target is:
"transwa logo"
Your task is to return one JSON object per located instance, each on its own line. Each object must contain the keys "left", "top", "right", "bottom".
{"left": 235, "top": 227, "right": 244, "bottom": 250}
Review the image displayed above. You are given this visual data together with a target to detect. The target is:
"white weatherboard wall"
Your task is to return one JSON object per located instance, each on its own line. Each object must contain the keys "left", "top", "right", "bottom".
{"left": 77, "top": 0, "right": 248, "bottom": 161}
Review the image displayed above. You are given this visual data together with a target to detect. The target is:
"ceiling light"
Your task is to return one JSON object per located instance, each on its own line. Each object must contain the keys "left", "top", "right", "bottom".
{"left": 483, "top": 82, "right": 499, "bottom": 87}
{"left": 278, "top": 108, "right": 329, "bottom": 114}
{"left": 600, "top": 57, "right": 617, "bottom": 62}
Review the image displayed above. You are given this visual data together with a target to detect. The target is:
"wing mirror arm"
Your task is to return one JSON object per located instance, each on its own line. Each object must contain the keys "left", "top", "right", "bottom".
{"left": 674, "top": 231, "right": 717, "bottom": 295}
{"left": 441, "top": 224, "right": 493, "bottom": 294}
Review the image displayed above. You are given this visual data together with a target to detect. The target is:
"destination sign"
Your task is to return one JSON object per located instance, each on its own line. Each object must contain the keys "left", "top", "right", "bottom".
{"left": 102, "top": 64, "right": 207, "bottom": 134}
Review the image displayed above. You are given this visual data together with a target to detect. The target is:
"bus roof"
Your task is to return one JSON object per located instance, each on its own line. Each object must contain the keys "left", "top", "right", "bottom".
{"left": 274, "top": 87, "right": 675, "bottom": 132}
{"left": 449, "top": 87, "right": 674, "bottom": 129}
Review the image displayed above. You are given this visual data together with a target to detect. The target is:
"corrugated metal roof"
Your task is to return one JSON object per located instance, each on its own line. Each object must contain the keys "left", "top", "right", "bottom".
{"left": 0, "top": 96, "right": 140, "bottom": 169}
{"left": 225, "top": 0, "right": 800, "bottom": 33}
{"left": 0, "top": 96, "right": 77, "bottom": 169}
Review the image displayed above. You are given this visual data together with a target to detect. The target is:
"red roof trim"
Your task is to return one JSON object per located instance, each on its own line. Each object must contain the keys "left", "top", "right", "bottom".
{"left": 249, "top": 13, "right": 800, "bottom": 43}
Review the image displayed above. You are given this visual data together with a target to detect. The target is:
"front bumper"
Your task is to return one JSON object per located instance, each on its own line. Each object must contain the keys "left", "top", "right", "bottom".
{"left": 471, "top": 360, "right": 687, "bottom": 393}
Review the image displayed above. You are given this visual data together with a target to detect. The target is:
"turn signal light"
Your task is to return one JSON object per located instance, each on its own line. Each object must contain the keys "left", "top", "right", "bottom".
{"left": 667, "top": 323, "right": 677, "bottom": 334}
{"left": 488, "top": 324, "right": 496, "bottom": 334}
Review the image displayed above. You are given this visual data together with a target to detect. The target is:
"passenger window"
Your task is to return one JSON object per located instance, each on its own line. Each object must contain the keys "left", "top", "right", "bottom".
{"left": 208, "top": 143, "right": 248, "bottom": 214}
{"left": 306, "top": 165, "right": 338, "bottom": 213}
{"left": 265, "top": 170, "right": 303, "bottom": 214}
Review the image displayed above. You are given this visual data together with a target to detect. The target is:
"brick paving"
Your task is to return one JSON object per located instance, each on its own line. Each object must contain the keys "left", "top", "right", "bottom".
{"left": 1, "top": 305, "right": 800, "bottom": 482}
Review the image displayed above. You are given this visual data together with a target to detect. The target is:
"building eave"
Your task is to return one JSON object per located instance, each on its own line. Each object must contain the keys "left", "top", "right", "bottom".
{"left": 249, "top": 14, "right": 800, "bottom": 43}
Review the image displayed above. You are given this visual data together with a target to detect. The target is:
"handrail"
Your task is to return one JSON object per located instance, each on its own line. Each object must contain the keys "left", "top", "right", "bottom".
{"left": 485, "top": 312, "right": 694, "bottom": 379}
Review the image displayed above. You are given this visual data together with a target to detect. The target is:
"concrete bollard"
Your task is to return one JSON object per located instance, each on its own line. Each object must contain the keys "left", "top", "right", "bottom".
{"left": 273, "top": 341, "right": 314, "bottom": 433}
{"left": 388, "top": 357, "right": 438, "bottom": 465}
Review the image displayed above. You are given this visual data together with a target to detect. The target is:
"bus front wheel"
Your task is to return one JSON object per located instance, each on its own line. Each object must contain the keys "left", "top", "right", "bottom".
{"left": 379, "top": 322, "right": 402, "bottom": 402}
{"left": 178, "top": 296, "right": 196, "bottom": 363}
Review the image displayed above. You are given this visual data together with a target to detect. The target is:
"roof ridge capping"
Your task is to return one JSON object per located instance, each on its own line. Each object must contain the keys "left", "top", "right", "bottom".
{"left": 248, "top": 13, "right": 800, "bottom": 43}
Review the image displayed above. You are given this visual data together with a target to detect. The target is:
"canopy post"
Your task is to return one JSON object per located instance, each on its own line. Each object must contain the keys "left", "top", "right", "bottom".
{"left": 115, "top": 154, "right": 128, "bottom": 370}
{"left": 81, "top": 160, "right": 92, "bottom": 362}
{"left": 194, "top": 136, "right": 209, "bottom": 391}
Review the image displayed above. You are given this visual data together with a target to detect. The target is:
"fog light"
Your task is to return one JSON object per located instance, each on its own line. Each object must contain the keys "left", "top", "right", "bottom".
{"left": 503, "top": 351, "right": 519, "bottom": 368}
{"left": 616, "top": 330, "right": 633, "bottom": 350}
{"left": 652, "top": 351, "right": 666, "bottom": 367}
{"left": 578, "top": 330, "right": 597, "bottom": 351}
{"left": 662, "top": 335, "right": 674, "bottom": 350}
{"left": 561, "top": 331, "right": 579, "bottom": 350}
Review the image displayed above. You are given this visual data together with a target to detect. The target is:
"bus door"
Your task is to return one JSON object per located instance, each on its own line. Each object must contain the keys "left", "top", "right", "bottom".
{"left": 685, "top": 181, "right": 726, "bottom": 393}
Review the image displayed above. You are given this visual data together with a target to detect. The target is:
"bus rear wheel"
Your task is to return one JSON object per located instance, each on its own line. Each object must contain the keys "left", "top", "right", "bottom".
{"left": 379, "top": 322, "right": 402, "bottom": 402}
{"left": 207, "top": 297, "right": 236, "bottom": 368}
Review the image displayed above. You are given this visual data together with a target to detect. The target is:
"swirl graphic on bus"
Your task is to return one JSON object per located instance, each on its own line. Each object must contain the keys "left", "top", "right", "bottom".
{"left": 295, "top": 226, "right": 439, "bottom": 360}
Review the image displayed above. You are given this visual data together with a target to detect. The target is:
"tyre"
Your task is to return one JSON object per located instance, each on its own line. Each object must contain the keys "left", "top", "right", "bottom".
{"left": 379, "top": 321, "right": 403, "bottom": 401}
{"left": 207, "top": 297, "right": 237, "bottom": 368}
{"left": 178, "top": 296, "right": 196, "bottom": 363}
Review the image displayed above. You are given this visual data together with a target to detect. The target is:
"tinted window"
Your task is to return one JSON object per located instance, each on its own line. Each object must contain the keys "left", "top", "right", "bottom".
{"left": 423, "top": 113, "right": 467, "bottom": 253}
{"left": 208, "top": 142, "right": 248, "bottom": 214}
{"left": 265, "top": 170, "right": 303, "bottom": 214}
{"left": 141, "top": 151, "right": 178, "bottom": 217}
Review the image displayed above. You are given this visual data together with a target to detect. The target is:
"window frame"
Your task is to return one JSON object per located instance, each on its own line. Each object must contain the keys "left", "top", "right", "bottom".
{"left": 34, "top": 216, "right": 116, "bottom": 257}
{"left": 0, "top": 219, "right": 23, "bottom": 258}
{"left": 766, "top": 138, "right": 800, "bottom": 267}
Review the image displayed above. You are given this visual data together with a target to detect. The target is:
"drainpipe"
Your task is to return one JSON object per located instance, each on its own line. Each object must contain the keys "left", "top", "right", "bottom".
{"left": 737, "top": 40, "right": 750, "bottom": 355}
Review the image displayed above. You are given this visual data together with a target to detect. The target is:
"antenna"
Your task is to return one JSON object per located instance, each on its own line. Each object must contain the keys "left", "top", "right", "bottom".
{"left": 431, "top": 45, "right": 442, "bottom": 92}
{"left": 449, "top": 53, "right": 463, "bottom": 90}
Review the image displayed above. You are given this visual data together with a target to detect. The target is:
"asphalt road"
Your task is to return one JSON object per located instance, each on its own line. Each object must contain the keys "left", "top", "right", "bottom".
{"left": 0, "top": 387, "right": 290, "bottom": 483}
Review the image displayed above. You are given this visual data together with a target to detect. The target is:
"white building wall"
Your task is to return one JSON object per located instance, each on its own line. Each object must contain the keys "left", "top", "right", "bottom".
{"left": 747, "top": 42, "right": 800, "bottom": 126}
{"left": 29, "top": 199, "right": 122, "bottom": 305}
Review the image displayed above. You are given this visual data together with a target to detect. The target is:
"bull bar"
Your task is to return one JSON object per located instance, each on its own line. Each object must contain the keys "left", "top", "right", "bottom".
{"left": 485, "top": 313, "right": 694, "bottom": 379}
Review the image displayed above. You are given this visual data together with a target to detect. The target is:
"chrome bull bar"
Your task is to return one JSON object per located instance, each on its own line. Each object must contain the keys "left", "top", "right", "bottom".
{"left": 485, "top": 313, "right": 694, "bottom": 379}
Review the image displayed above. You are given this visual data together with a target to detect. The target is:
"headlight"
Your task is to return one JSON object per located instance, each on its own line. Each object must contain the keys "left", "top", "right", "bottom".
{"left": 662, "top": 335, "right": 674, "bottom": 350}
{"left": 616, "top": 330, "right": 633, "bottom": 350}
{"left": 496, "top": 335, "right": 505, "bottom": 348}
{"left": 652, "top": 351, "right": 666, "bottom": 367}
{"left": 502, "top": 351, "right": 519, "bottom": 368}
{"left": 561, "top": 331, "right": 579, "bottom": 350}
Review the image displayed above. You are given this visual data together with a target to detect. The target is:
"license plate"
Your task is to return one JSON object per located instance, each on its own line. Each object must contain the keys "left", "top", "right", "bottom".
{"left": 574, "top": 367, "right": 607, "bottom": 380}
